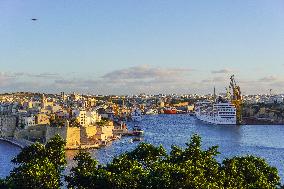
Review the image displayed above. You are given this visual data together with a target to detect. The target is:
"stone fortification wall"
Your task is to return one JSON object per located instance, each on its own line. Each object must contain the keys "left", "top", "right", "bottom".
{"left": 80, "top": 125, "right": 97, "bottom": 144}
{"left": 0, "top": 115, "right": 99, "bottom": 149}
{"left": 45, "top": 126, "right": 81, "bottom": 148}
{"left": 46, "top": 124, "right": 111, "bottom": 149}
{"left": 14, "top": 125, "right": 46, "bottom": 142}
{"left": 65, "top": 127, "right": 81, "bottom": 147}
{"left": 45, "top": 126, "right": 67, "bottom": 143}
{"left": 0, "top": 115, "right": 17, "bottom": 137}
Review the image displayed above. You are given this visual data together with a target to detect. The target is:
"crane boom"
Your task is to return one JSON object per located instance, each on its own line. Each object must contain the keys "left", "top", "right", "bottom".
{"left": 229, "top": 75, "right": 242, "bottom": 124}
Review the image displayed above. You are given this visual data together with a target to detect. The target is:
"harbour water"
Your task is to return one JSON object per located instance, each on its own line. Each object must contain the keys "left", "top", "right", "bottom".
{"left": 0, "top": 140, "right": 21, "bottom": 178}
{"left": 68, "top": 114, "right": 284, "bottom": 183}
{"left": 1, "top": 114, "right": 284, "bottom": 183}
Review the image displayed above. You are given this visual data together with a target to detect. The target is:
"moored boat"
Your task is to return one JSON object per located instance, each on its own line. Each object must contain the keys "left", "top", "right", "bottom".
{"left": 195, "top": 100, "right": 236, "bottom": 125}
{"left": 163, "top": 107, "right": 177, "bottom": 114}
{"left": 145, "top": 108, "right": 158, "bottom": 115}
{"left": 132, "top": 125, "right": 144, "bottom": 136}
{"left": 194, "top": 75, "right": 242, "bottom": 125}
{"left": 132, "top": 137, "right": 143, "bottom": 142}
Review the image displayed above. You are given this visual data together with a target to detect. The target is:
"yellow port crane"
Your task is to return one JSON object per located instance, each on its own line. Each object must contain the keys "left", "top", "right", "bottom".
{"left": 229, "top": 75, "right": 243, "bottom": 124}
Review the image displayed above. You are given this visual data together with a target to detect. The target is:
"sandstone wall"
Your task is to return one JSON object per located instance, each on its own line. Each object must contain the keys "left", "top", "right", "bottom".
{"left": 80, "top": 126, "right": 97, "bottom": 144}
{"left": 45, "top": 126, "right": 81, "bottom": 148}
{"left": 84, "top": 126, "right": 97, "bottom": 137}
{"left": 45, "top": 126, "right": 67, "bottom": 144}
{"left": 0, "top": 115, "right": 17, "bottom": 137}
{"left": 45, "top": 125, "right": 106, "bottom": 149}
{"left": 14, "top": 125, "right": 46, "bottom": 142}
{"left": 65, "top": 127, "right": 81, "bottom": 147}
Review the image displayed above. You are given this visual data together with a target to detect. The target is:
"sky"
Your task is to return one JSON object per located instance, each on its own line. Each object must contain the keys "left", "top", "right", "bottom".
{"left": 1, "top": 0, "right": 284, "bottom": 95}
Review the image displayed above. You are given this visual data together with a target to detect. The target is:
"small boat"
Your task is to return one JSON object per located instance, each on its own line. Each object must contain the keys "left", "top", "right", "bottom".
{"left": 145, "top": 109, "right": 158, "bottom": 115}
{"left": 132, "top": 125, "right": 144, "bottom": 136}
{"left": 163, "top": 107, "right": 177, "bottom": 114}
{"left": 132, "top": 137, "right": 142, "bottom": 142}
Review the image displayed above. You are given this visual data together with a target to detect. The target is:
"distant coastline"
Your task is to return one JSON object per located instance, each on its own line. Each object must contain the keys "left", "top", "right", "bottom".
{"left": 242, "top": 117, "right": 284, "bottom": 125}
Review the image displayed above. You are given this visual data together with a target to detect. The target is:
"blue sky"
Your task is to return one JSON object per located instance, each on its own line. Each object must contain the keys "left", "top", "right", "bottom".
{"left": 1, "top": 0, "right": 284, "bottom": 94}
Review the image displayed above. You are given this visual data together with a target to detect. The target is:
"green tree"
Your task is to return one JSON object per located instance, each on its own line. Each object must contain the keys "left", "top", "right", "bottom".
{"left": 0, "top": 178, "right": 10, "bottom": 189}
{"left": 2, "top": 134, "right": 281, "bottom": 189}
{"left": 5, "top": 134, "right": 66, "bottom": 189}
{"left": 96, "top": 119, "right": 108, "bottom": 127}
{"left": 126, "top": 142, "right": 166, "bottom": 166}
{"left": 45, "top": 134, "right": 67, "bottom": 170}
{"left": 9, "top": 158, "right": 60, "bottom": 189}
{"left": 66, "top": 134, "right": 281, "bottom": 189}
{"left": 69, "top": 118, "right": 80, "bottom": 127}
{"left": 159, "top": 134, "right": 222, "bottom": 188}
{"left": 50, "top": 116, "right": 65, "bottom": 127}
{"left": 65, "top": 151, "right": 111, "bottom": 189}
{"left": 221, "top": 155, "right": 280, "bottom": 188}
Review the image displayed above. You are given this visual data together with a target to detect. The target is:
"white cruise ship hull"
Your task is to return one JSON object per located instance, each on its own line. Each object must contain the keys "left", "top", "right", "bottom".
{"left": 195, "top": 101, "right": 237, "bottom": 125}
{"left": 196, "top": 113, "right": 236, "bottom": 125}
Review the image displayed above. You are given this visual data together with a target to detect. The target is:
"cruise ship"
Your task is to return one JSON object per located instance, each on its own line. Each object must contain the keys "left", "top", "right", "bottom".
{"left": 195, "top": 75, "right": 242, "bottom": 125}
{"left": 195, "top": 100, "right": 236, "bottom": 125}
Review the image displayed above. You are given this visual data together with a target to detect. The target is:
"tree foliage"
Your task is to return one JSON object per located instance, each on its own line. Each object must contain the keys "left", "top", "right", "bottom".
{"left": 66, "top": 134, "right": 281, "bottom": 189}
{"left": 69, "top": 118, "right": 80, "bottom": 127}
{"left": 222, "top": 156, "right": 280, "bottom": 188}
{"left": 0, "top": 134, "right": 281, "bottom": 188}
{"left": 50, "top": 116, "right": 65, "bottom": 127}
{"left": 0, "top": 178, "right": 9, "bottom": 189}
{"left": 4, "top": 134, "right": 66, "bottom": 189}
{"left": 65, "top": 151, "right": 111, "bottom": 189}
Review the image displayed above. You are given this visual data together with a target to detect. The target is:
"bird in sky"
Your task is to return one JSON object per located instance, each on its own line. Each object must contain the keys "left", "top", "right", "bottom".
{"left": 31, "top": 18, "right": 38, "bottom": 21}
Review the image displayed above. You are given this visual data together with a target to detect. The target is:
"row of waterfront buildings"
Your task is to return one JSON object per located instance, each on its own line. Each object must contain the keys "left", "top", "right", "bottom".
{"left": 0, "top": 92, "right": 126, "bottom": 149}
{"left": 1, "top": 91, "right": 284, "bottom": 148}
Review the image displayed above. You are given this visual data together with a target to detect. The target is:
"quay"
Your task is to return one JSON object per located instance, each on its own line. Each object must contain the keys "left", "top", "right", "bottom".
{"left": 242, "top": 117, "right": 284, "bottom": 125}
{"left": 65, "top": 144, "right": 100, "bottom": 150}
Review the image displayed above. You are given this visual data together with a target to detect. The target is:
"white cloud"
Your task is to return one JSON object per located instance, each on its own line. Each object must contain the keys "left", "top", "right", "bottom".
{"left": 102, "top": 65, "right": 192, "bottom": 81}
{"left": 211, "top": 68, "right": 233, "bottom": 74}
{"left": 0, "top": 66, "right": 194, "bottom": 94}
{"left": 0, "top": 72, "right": 15, "bottom": 87}
{"left": 201, "top": 76, "right": 226, "bottom": 83}
{"left": 1, "top": 68, "right": 284, "bottom": 95}
{"left": 258, "top": 76, "right": 278, "bottom": 82}
{"left": 14, "top": 72, "right": 61, "bottom": 79}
